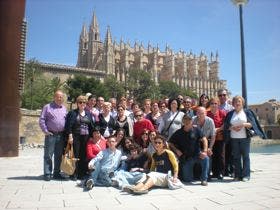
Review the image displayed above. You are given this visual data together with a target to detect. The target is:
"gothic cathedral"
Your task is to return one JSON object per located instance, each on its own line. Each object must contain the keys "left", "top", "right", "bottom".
{"left": 77, "top": 12, "right": 226, "bottom": 97}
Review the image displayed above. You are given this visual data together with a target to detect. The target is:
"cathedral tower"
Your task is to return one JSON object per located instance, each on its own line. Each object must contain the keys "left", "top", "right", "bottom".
{"left": 77, "top": 23, "right": 88, "bottom": 68}
{"left": 103, "top": 26, "right": 115, "bottom": 75}
{"left": 87, "top": 12, "right": 103, "bottom": 69}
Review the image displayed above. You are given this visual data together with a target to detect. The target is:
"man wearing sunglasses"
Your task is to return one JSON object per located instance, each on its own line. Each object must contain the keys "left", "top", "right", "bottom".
{"left": 217, "top": 88, "right": 234, "bottom": 178}
{"left": 217, "top": 89, "right": 233, "bottom": 113}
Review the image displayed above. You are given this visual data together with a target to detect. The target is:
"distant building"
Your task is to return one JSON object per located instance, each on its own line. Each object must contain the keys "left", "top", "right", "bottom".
{"left": 249, "top": 99, "right": 280, "bottom": 139}
{"left": 76, "top": 12, "right": 227, "bottom": 98}
{"left": 26, "top": 11, "right": 228, "bottom": 98}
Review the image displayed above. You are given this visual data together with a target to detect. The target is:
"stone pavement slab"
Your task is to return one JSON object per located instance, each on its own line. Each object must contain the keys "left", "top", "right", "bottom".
{"left": 0, "top": 148, "right": 279, "bottom": 210}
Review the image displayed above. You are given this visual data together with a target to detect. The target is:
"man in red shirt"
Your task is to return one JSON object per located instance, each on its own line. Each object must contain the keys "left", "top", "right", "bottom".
{"left": 133, "top": 109, "right": 154, "bottom": 145}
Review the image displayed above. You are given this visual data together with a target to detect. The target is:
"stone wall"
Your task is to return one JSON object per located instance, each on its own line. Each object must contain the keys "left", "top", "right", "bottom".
{"left": 19, "top": 109, "right": 44, "bottom": 145}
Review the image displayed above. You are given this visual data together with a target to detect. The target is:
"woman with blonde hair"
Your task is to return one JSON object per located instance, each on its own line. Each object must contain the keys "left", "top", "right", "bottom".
{"left": 65, "top": 95, "right": 94, "bottom": 180}
{"left": 223, "top": 96, "right": 266, "bottom": 181}
{"left": 207, "top": 97, "right": 227, "bottom": 179}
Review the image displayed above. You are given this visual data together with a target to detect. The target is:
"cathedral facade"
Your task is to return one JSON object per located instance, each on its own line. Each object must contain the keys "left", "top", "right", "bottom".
{"left": 76, "top": 12, "right": 227, "bottom": 98}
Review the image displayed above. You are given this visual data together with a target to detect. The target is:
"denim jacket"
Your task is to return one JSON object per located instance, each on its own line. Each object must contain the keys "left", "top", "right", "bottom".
{"left": 223, "top": 108, "right": 267, "bottom": 142}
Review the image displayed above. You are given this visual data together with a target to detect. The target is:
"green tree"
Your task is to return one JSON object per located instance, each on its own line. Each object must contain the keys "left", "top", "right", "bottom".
{"left": 44, "top": 77, "right": 68, "bottom": 96}
{"left": 127, "top": 69, "right": 159, "bottom": 102}
{"left": 158, "top": 80, "right": 181, "bottom": 99}
{"left": 21, "top": 59, "right": 53, "bottom": 109}
{"left": 104, "top": 75, "right": 126, "bottom": 99}
{"left": 158, "top": 80, "right": 197, "bottom": 99}
{"left": 66, "top": 74, "right": 109, "bottom": 102}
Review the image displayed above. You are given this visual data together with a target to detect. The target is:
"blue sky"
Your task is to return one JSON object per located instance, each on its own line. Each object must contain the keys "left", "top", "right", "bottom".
{"left": 25, "top": 0, "right": 280, "bottom": 105}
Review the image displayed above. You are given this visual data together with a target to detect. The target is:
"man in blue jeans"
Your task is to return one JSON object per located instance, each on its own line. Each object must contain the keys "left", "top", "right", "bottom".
{"left": 169, "top": 115, "right": 209, "bottom": 186}
{"left": 85, "top": 136, "right": 122, "bottom": 190}
{"left": 39, "top": 90, "right": 67, "bottom": 181}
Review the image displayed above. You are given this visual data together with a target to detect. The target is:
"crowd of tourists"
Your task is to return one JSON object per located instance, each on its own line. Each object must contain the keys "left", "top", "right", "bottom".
{"left": 39, "top": 88, "right": 266, "bottom": 194}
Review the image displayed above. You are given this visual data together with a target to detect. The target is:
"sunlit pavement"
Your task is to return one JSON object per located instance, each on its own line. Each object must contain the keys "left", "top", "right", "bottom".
{"left": 0, "top": 148, "right": 279, "bottom": 210}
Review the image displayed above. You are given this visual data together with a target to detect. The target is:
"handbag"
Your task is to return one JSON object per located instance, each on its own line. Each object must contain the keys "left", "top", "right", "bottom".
{"left": 246, "top": 128, "right": 255, "bottom": 138}
{"left": 60, "top": 143, "right": 78, "bottom": 175}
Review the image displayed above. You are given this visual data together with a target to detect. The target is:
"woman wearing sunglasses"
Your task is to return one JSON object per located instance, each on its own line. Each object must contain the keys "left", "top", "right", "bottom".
{"left": 124, "top": 135, "right": 179, "bottom": 194}
{"left": 65, "top": 95, "right": 94, "bottom": 180}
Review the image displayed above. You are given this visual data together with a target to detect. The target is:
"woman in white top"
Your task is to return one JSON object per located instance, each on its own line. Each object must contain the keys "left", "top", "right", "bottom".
{"left": 223, "top": 96, "right": 266, "bottom": 182}
{"left": 158, "top": 98, "right": 185, "bottom": 141}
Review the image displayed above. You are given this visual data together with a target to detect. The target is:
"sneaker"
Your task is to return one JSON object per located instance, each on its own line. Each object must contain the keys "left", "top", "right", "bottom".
{"left": 53, "top": 174, "right": 65, "bottom": 180}
{"left": 217, "top": 174, "right": 224, "bottom": 180}
{"left": 201, "top": 181, "right": 208, "bottom": 186}
{"left": 85, "top": 179, "right": 94, "bottom": 190}
{"left": 76, "top": 179, "right": 86, "bottom": 187}
{"left": 44, "top": 175, "right": 51, "bottom": 181}
{"left": 111, "top": 180, "right": 119, "bottom": 187}
{"left": 242, "top": 177, "right": 250, "bottom": 182}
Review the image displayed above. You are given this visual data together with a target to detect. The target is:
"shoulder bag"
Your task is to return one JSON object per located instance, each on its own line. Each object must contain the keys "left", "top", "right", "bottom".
{"left": 60, "top": 143, "right": 79, "bottom": 175}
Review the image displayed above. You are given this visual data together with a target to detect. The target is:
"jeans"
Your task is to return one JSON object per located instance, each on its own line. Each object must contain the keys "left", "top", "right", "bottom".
{"left": 89, "top": 162, "right": 113, "bottom": 186}
{"left": 43, "top": 133, "right": 64, "bottom": 176}
{"left": 113, "top": 170, "right": 146, "bottom": 189}
{"left": 181, "top": 156, "right": 209, "bottom": 182}
{"left": 231, "top": 138, "right": 251, "bottom": 179}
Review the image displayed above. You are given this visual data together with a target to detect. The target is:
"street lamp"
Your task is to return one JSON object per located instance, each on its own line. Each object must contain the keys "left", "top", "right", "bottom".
{"left": 232, "top": 0, "right": 248, "bottom": 108}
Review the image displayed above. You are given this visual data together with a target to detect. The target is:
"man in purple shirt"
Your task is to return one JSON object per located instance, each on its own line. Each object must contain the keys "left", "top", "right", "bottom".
{"left": 39, "top": 90, "right": 67, "bottom": 181}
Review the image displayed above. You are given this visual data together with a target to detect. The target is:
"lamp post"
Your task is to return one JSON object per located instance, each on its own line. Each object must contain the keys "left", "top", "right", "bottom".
{"left": 232, "top": 0, "right": 248, "bottom": 108}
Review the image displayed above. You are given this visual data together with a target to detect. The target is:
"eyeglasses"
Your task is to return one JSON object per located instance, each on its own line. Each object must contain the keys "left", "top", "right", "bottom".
{"left": 154, "top": 141, "right": 162, "bottom": 145}
{"left": 218, "top": 94, "right": 226, "bottom": 97}
{"left": 78, "top": 101, "right": 86, "bottom": 104}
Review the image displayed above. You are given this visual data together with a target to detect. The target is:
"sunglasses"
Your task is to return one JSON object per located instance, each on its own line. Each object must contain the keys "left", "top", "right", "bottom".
{"left": 78, "top": 101, "right": 86, "bottom": 104}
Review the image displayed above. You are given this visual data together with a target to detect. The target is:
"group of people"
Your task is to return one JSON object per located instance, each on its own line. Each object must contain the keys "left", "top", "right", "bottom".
{"left": 39, "top": 88, "right": 266, "bottom": 194}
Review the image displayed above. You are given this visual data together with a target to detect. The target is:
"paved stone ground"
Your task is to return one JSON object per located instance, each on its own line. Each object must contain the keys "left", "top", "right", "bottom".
{"left": 0, "top": 148, "right": 279, "bottom": 210}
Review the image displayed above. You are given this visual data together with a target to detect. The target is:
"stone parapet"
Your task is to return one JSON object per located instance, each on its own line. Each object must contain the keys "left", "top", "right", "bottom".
{"left": 19, "top": 108, "right": 44, "bottom": 145}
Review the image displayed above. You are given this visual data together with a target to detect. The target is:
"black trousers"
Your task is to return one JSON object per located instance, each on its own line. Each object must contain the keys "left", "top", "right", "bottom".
{"left": 211, "top": 141, "right": 225, "bottom": 177}
{"left": 73, "top": 134, "right": 89, "bottom": 179}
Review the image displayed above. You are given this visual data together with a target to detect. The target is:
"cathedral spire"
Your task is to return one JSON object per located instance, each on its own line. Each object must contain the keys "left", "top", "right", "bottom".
{"left": 105, "top": 25, "right": 112, "bottom": 45}
{"left": 80, "top": 23, "right": 88, "bottom": 39}
{"left": 90, "top": 11, "right": 99, "bottom": 31}
{"left": 89, "top": 11, "right": 100, "bottom": 41}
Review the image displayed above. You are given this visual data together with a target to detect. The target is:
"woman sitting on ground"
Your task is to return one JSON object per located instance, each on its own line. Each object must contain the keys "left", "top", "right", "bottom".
{"left": 124, "top": 135, "right": 179, "bottom": 194}
{"left": 112, "top": 143, "right": 150, "bottom": 190}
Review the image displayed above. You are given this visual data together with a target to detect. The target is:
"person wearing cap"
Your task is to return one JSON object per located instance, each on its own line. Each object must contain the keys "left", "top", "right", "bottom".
{"left": 169, "top": 114, "right": 209, "bottom": 186}
{"left": 39, "top": 90, "right": 67, "bottom": 181}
